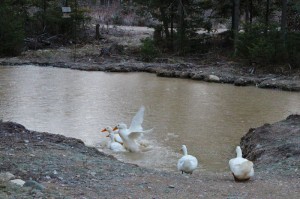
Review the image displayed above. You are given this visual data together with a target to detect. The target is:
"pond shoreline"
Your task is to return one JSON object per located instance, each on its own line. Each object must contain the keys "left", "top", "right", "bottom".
{"left": 0, "top": 115, "right": 299, "bottom": 198}
{"left": 1, "top": 54, "right": 300, "bottom": 92}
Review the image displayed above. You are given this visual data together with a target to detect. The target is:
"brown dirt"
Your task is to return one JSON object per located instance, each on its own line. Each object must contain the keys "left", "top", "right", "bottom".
{"left": 0, "top": 118, "right": 299, "bottom": 198}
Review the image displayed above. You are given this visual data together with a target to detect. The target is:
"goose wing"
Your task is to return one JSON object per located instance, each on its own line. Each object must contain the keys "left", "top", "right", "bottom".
{"left": 129, "top": 106, "right": 145, "bottom": 132}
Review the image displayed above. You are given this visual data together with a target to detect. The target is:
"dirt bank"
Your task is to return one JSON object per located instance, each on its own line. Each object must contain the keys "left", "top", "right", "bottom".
{"left": 0, "top": 116, "right": 299, "bottom": 198}
{"left": 1, "top": 49, "right": 300, "bottom": 92}
{"left": 241, "top": 114, "right": 300, "bottom": 175}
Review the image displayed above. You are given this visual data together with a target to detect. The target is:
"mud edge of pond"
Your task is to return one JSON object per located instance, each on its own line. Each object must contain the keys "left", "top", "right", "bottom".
{"left": 1, "top": 115, "right": 299, "bottom": 173}
{"left": 240, "top": 114, "right": 300, "bottom": 174}
{"left": 1, "top": 60, "right": 300, "bottom": 92}
{"left": 1, "top": 117, "right": 299, "bottom": 197}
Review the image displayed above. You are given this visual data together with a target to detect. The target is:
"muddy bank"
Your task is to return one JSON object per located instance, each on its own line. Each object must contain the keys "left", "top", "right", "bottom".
{"left": 0, "top": 116, "right": 299, "bottom": 198}
{"left": 1, "top": 52, "right": 300, "bottom": 92}
{"left": 241, "top": 114, "right": 300, "bottom": 175}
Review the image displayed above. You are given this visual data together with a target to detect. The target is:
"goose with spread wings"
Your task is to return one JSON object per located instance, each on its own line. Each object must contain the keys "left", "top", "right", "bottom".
{"left": 113, "top": 106, "right": 153, "bottom": 152}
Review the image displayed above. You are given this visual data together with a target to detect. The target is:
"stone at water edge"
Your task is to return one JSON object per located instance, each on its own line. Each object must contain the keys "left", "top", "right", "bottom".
{"left": 10, "top": 179, "right": 25, "bottom": 186}
{"left": 207, "top": 75, "right": 220, "bottom": 82}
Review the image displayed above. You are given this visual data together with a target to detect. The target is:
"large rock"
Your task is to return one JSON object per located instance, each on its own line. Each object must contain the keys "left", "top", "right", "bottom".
{"left": 23, "top": 180, "right": 45, "bottom": 190}
{"left": 0, "top": 172, "right": 15, "bottom": 182}
{"left": 10, "top": 179, "right": 25, "bottom": 186}
{"left": 206, "top": 74, "right": 220, "bottom": 82}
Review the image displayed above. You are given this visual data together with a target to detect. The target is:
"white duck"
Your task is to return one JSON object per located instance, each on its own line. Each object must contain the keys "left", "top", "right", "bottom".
{"left": 229, "top": 146, "right": 254, "bottom": 181}
{"left": 101, "top": 126, "right": 123, "bottom": 144}
{"left": 106, "top": 132, "right": 126, "bottom": 152}
{"left": 113, "top": 106, "right": 153, "bottom": 152}
{"left": 177, "top": 145, "right": 198, "bottom": 174}
{"left": 113, "top": 123, "right": 153, "bottom": 152}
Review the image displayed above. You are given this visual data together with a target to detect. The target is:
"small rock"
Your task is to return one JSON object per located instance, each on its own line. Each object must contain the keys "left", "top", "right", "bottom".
{"left": 24, "top": 140, "right": 29, "bottom": 143}
{"left": 286, "top": 153, "right": 292, "bottom": 158}
{"left": 23, "top": 180, "right": 45, "bottom": 190}
{"left": 90, "top": 171, "right": 96, "bottom": 176}
{"left": 0, "top": 172, "right": 15, "bottom": 182}
{"left": 191, "top": 73, "right": 205, "bottom": 80}
{"left": 45, "top": 176, "right": 51, "bottom": 180}
{"left": 207, "top": 74, "right": 220, "bottom": 82}
{"left": 168, "top": 185, "right": 175, "bottom": 188}
{"left": 10, "top": 179, "right": 25, "bottom": 186}
{"left": 53, "top": 170, "right": 58, "bottom": 175}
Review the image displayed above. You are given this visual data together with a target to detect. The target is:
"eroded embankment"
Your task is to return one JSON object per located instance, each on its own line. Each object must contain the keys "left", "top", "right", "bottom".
{"left": 241, "top": 114, "right": 300, "bottom": 175}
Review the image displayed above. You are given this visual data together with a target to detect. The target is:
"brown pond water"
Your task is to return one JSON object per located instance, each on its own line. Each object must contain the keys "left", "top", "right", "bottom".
{"left": 0, "top": 65, "right": 299, "bottom": 172}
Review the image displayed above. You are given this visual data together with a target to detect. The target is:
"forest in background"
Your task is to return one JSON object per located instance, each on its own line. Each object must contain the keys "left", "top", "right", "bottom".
{"left": 0, "top": 0, "right": 299, "bottom": 68}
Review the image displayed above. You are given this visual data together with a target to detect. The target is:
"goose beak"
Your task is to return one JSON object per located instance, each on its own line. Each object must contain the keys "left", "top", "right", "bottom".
{"left": 101, "top": 129, "right": 107, "bottom": 132}
{"left": 106, "top": 134, "right": 110, "bottom": 137}
{"left": 113, "top": 126, "right": 118, "bottom": 131}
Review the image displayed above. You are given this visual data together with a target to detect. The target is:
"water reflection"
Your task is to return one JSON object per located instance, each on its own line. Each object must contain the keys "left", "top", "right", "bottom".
{"left": 0, "top": 65, "right": 299, "bottom": 171}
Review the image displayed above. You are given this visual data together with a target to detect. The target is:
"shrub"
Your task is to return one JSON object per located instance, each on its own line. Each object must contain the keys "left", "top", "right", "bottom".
{"left": 237, "top": 23, "right": 300, "bottom": 68}
{"left": 287, "top": 32, "right": 300, "bottom": 68}
{"left": 237, "top": 23, "right": 282, "bottom": 64}
{"left": 0, "top": 2, "right": 24, "bottom": 56}
{"left": 27, "top": 2, "right": 90, "bottom": 40}
{"left": 140, "top": 37, "right": 160, "bottom": 62}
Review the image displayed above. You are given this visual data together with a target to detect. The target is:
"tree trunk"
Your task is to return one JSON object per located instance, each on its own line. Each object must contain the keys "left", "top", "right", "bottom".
{"left": 170, "top": 3, "right": 174, "bottom": 50}
{"left": 95, "top": 24, "right": 101, "bottom": 40}
{"left": 281, "top": 0, "right": 288, "bottom": 49}
{"left": 178, "top": 0, "right": 186, "bottom": 54}
{"left": 249, "top": 0, "right": 253, "bottom": 24}
{"left": 265, "top": 0, "right": 270, "bottom": 34}
{"left": 232, "top": 0, "right": 240, "bottom": 55}
{"left": 159, "top": 7, "right": 170, "bottom": 40}
{"left": 245, "top": 0, "right": 249, "bottom": 24}
{"left": 43, "top": 0, "right": 46, "bottom": 31}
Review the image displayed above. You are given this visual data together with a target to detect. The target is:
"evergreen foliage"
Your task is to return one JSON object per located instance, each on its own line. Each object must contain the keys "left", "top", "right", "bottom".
{"left": 133, "top": 0, "right": 212, "bottom": 54}
{"left": 0, "top": 0, "right": 90, "bottom": 56}
{"left": 140, "top": 37, "right": 160, "bottom": 62}
{"left": 27, "top": 0, "right": 90, "bottom": 38}
{"left": 237, "top": 24, "right": 280, "bottom": 64}
{"left": 0, "top": 1, "right": 25, "bottom": 56}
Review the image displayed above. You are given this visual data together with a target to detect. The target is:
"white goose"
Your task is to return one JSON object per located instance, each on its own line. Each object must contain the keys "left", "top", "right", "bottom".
{"left": 177, "top": 145, "right": 198, "bottom": 174}
{"left": 113, "top": 106, "right": 153, "bottom": 152}
{"left": 229, "top": 146, "right": 254, "bottom": 181}
{"left": 101, "top": 126, "right": 123, "bottom": 144}
{"left": 106, "top": 132, "right": 126, "bottom": 152}
{"left": 113, "top": 123, "right": 153, "bottom": 152}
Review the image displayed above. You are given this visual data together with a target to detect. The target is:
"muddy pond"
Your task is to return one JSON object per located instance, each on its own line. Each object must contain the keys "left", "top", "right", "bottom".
{"left": 0, "top": 65, "right": 299, "bottom": 172}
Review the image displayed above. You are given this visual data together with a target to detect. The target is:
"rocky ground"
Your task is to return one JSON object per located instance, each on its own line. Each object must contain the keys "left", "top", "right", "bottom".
{"left": 0, "top": 115, "right": 299, "bottom": 198}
